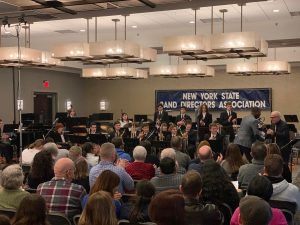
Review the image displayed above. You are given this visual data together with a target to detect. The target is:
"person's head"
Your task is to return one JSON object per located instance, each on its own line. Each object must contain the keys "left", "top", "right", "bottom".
{"left": 133, "top": 146, "right": 147, "bottom": 162}
{"left": 160, "top": 123, "right": 168, "bottom": 132}
{"left": 209, "top": 123, "right": 219, "bottom": 135}
{"left": 82, "top": 142, "right": 94, "bottom": 156}
{"left": 247, "top": 175, "right": 273, "bottom": 201}
{"left": 136, "top": 180, "right": 155, "bottom": 198}
{"left": 239, "top": 196, "right": 272, "bottom": 225}
{"left": 12, "top": 194, "right": 48, "bottom": 225}
{"left": 53, "top": 158, "right": 75, "bottom": 181}
{"left": 170, "top": 136, "right": 182, "bottom": 151}
{"left": 141, "top": 124, "right": 150, "bottom": 133}
{"left": 90, "top": 122, "right": 97, "bottom": 133}
{"left": 43, "top": 142, "right": 59, "bottom": 159}
{"left": 251, "top": 142, "right": 267, "bottom": 161}
{"left": 29, "top": 139, "right": 45, "bottom": 150}
{"left": 267, "top": 143, "right": 281, "bottom": 156}
{"left": 79, "top": 191, "right": 117, "bottom": 225}
{"left": 200, "top": 104, "right": 208, "bottom": 113}
{"left": 264, "top": 154, "right": 283, "bottom": 177}
{"left": 225, "top": 102, "right": 232, "bottom": 111}
{"left": 69, "top": 145, "right": 82, "bottom": 162}
{"left": 111, "top": 137, "right": 124, "bottom": 149}
{"left": 74, "top": 158, "right": 89, "bottom": 180}
{"left": 160, "top": 148, "right": 176, "bottom": 161}
{"left": 99, "top": 142, "right": 116, "bottom": 162}
{"left": 0, "top": 215, "right": 10, "bottom": 225}
{"left": 185, "top": 120, "right": 192, "bottom": 132}
{"left": 90, "top": 170, "right": 120, "bottom": 196}
{"left": 121, "top": 113, "right": 128, "bottom": 121}
{"left": 113, "top": 121, "right": 121, "bottom": 131}
{"left": 251, "top": 107, "right": 261, "bottom": 119}
{"left": 197, "top": 140, "right": 210, "bottom": 149}
{"left": 169, "top": 125, "right": 177, "bottom": 135}
{"left": 270, "top": 111, "right": 281, "bottom": 124}
{"left": 55, "top": 123, "right": 64, "bottom": 133}
{"left": 149, "top": 190, "right": 185, "bottom": 225}
{"left": 225, "top": 144, "right": 243, "bottom": 162}
{"left": 157, "top": 103, "right": 164, "bottom": 112}
{"left": 140, "top": 140, "right": 152, "bottom": 155}
{"left": 1, "top": 164, "right": 23, "bottom": 190}
{"left": 30, "top": 150, "right": 54, "bottom": 179}
{"left": 159, "top": 157, "right": 176, "bottom": 175}
{"left": 180, "top": 106, "right": 187, "bottom": 115}
{"left": 198, "top": 145, "right": 213, "bottom": 161}
{"left": 180, "top": 171, "right": 203, "bottom": 199}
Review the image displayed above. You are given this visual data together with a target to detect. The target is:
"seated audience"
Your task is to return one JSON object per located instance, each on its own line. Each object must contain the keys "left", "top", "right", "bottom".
{"left": 125, "top": 146, "right": 155, "bottom": 180}
{"left": 267, "top": 143, "right": 292, "bottom": 183}
{"left": 238, "top": 196, "right": 272, "bottom": 225}
{"left": 158, "top": 148, "right": 185, "bottom": 174}
{"left": 263, "top": 154, "right": 300, "bottom": 210}
{"left": 82, "top": 142, "right": 99, "bottom": 167}
{"left": 11, "top": 194, "right": 50, "bottom": 225}
{"left": 111, "top": 137, "right": 131, "bottom": 162}
{"left": 180, "top": 171, "right": 223, "bottom": 225}
{"left": 238, "top": 142, "right": 267, "bottom": 189}
{"left": 82, "top": 170, "right": 121, "bottom": 217}
{"left": 231, "top": 175, "right": 287, "bottom": 225}
{"left": 27, "top": 150, "right": 54, "bottom": 189}
{"left": 151, "top": 157, "right": 184, "bottom": 193}
{"left": 188, "top": 145, "right": 214, "bottom": 175}
{"left": 79, "top": 191, "right": 118, "bottom": 225}
{"left": 201, "top": 160, "right": 240, "bottom": 211}
{"left": 21, "top": 139, "right": 45, "bottom": 165}
{"left": 221, "top": 143, "right": 246, "bottom": 180}
{"left": 171, "top": 136, "right": 191, "bottom": 170}
{"left": 0, "top": 164, "right": 29, "bottom": 209}
{"left": 43, "top": 142, "right": 60, "bottom": 160}
{"left": 37, "top": 158, "right": 86, "bottom": 220}
{"left": 89, "top": 142, "right": 134, "bottom": 194}
{"left": 72, "top": 158, "right": 90, "bottom": 193}
{"left": 149, "top": 189, "right": 185, "bottom": 225}
{"left": 69, "top": 145, "right": 83, "bottom": 162}
{"left": 140, "top": 141, "right": 160, "bottom": 167}
{"left": 120, "top": 180, "right": 155, "bottom": 223}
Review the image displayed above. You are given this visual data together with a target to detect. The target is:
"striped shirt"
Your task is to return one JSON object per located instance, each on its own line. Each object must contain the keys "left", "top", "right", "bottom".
{"left": 37, "top": 178, "right": 86, "bottom": 220}
{"left": 150, "top": 173, "right": 184, "bottom": 193}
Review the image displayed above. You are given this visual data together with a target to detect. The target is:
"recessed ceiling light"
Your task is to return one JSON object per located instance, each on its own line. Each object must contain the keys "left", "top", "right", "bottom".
{"left": 4, "top": 31, "right": 11, "bottom": 34}
{"left": 189, "top": 21, "right": 195, "bottom": 24}
{"left": 79, "top": 29, "right": 86, "bottom": 32}
{"left": 273, "top": 9, "right": 280, "bottom": 13}
{"left": 131, "top": 25, "right": 138, "bottom": 28}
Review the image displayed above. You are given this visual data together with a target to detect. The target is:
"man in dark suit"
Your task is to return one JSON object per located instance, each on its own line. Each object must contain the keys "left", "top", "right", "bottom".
{"left": 154, "top": 103, "right": 169, "bottom": 124}
{"left": 182, "top": 120, "right": 197, "bottom": 158}
{"left": 266, "top": 111, "right": 290, "bottom": 164}
{"left": 234, "top": 107, "right": 264, "bottom": 162}
{"left": 219, "top": 102, "right": 237, "bottom": 142}
{"left": 176, "top": 106, "right": 192, "bottom": 127}
{"left": 204, "top": 123, "right": 224, "bottom": 155}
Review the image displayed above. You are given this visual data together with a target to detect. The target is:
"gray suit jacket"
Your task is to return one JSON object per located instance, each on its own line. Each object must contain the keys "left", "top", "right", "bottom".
{"left": 234, "top": 114, "right": 262, "bottom": 148}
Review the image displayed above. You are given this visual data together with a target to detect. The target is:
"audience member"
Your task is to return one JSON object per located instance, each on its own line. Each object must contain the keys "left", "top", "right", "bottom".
{"left": 171, "top": 136, "right": 191, "bottom": 170}
{"left": 78, "top": 191, "right": 118, "bottom": 225}
{"left": 238, "top": 142, "right": 267, "bottom": 188}
{"left": 120, "top": 180, "right": 155, "bottom": 223}
{"left": 180, "top": 171, "right": 223, "bottom": 225}
{"left": 73, "top": 158, "right": 90, "bottom": 193}
{"left": 37, "top": 158, "right": 86, "bottom": 220}
{"left": 82, "top": 142, "right": 99, "bottom": 167}
{"left": 231, "top": 175, "right": 287, "bottom": 225}
{"left": 125, "top": 146, "right": 155, "bottom": 180}
{"left": 43, "top": 142, "right": 60, "bottom": 160}
{"left": 188, "top": 145, "right": 213, "bottom": 175}
{"left": 111, "top": 137, "right": 131, "bottom": 162}
{"left": 82, "top": 170, "right": 121, "bottom": 217}
{"left": 238, "top": 196, "right": 272, "bottom": 225}
{"left": 140, "top": 141, "right": 160, "bottom": 167}
{"left": 21, "top": 139, "right": 45, "bottom": 165}
{"left": 159, "top": 148, "right": 185, "bottom": 174}
{"left": 221, "top": 143, "right": 246, "bottom": 180}
{"left": 69, "top": 145, "right": 83, "bottom": 162}
{"left": 0, "top": 164, "right": 29, "bottom": 209}
{"left": 151, "top": 157, "right": 184, "bottom": 193}
{"left": 89, "top": 142, "right": 134, "bottom": 193}
{"left": 27, "top": 150, "right": 54, "bottom": 189}
{"left": 263, "top": 154, "right": 300, "bottom": 210}
{"left": 0, "top": 215, "right": 10, "bottom": 225}
{"left": 149, "top": 189, "right": 185, "bottom": 225}
{"left": 11, "top": 194, "right": 50, "bottom": 225}
{"left": 201, "top": 160, "right": 239, "bottom": 211}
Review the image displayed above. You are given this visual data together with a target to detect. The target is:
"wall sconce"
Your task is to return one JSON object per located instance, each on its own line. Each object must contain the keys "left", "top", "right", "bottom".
{"left": 66, "top": 100, "right": 72, "bottom": 111}
{"left": 99, "top": 99, "right": 108, "bottom": 111}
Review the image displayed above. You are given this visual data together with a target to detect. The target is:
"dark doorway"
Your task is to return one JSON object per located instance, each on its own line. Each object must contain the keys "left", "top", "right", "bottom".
{"left": 33, "top": 92, "right": 57, "bottom": 125}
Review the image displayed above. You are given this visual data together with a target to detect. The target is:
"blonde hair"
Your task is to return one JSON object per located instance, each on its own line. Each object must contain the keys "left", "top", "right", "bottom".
{"left": 78, "top": 191, "right": 117, "bottom": 225}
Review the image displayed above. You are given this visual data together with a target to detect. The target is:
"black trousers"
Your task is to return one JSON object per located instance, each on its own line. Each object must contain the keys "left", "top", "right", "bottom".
{"left": 238, "top": 144, "right": 252, "bottom": 162}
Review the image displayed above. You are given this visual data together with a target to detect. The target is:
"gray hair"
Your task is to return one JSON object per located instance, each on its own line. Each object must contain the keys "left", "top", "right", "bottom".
{"left": 133, "top": 146, "right": 147, "bottom": 161}
{"left": 100, "top": 142, "right": 116, "bottom": 160}
{"left": 160, "top": 148, "right": 176, "bottom": 160}
{"left": 1, "top": 164, "right": 24, "bottom": 189}
{"left": 43, "top": 142, "right": 58, "bottom": 157}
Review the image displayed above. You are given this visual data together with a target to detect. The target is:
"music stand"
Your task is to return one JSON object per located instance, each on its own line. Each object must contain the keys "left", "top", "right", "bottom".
{"left": 123, "top": 138, "right": 140, "bottom": 153}
{"left": 71, "top": 126, "right": 88, "bottom": 134}
{"left": 88, "top": 134, "right": 107, "bottom": 145}
{"left": 152, "top": 140, "right": 171, "bottom": 155}
{"left": 90, "top": 113, "right": 114, "bottom": 121}
{"left": 67, "top": 134, "right": 87, "bottom": 144}
{"left": 284, "top": 115, "right": 299, "bottom": 123}
{"left": 134, "top": 115, "right": 148, "bottom": 122}
{"left": 3, "top": 124, "right": 19, "bottom": 133}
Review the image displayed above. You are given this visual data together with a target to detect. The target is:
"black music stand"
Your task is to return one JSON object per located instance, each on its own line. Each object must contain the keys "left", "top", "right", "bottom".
{"left": 3, "top": 124, "right": 19, "bottom": 133}
{"left": 71, "top": 127, "right": 88, "bottom": 134}
{"left": 152, "top": 140, "right": 171, "bottom": 155}
{"left": 123, "top": 138, "right": 140, "bottom": 153}
{"left": 55, "top": 112, "right": 68, "bottom": 124}
{"left": 88, "top": 134, "right": 107, "bottom": 145}
{"left": 67, "top": 134, "right": 87, "bottom": 144}
{"left": 284, "top": 115, "right": 298, "bottom": 133}
{"left": 90, "top": 113, "right": 114, "bottom": 121}
{"left": 134, "top": 115, "right": 148, "bottom": 122}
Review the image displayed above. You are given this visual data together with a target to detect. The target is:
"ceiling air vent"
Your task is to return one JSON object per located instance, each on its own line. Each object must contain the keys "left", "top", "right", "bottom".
{"left": 55, "top": 30, "right": 78, "bottom": 34}
{"left": 200, "top": 18, "right": 223, "bottom": 23}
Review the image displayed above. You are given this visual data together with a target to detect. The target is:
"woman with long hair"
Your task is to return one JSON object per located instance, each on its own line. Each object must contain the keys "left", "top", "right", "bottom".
{"left": 12, "top": 194, "right": 50, "bottom": 225}
{"left": 79, "top": 191, "right": 117, "bottom": 225}
{"left": 27, "top": 150, "right": 54, "bottom": 189}
{"left": 120, "top": 113, "right": 132, "bottom": 128}
{"left": 197, "top": 104, "right": 212, "bottom": 141}
{"left": 81, "top": 170, "right": 122, "bottom": 217}
{"left": 72, "top": 158, "right": 90, "bottom": 193}
{"left": 201, "top": 160, "right": 240, "bottom": 211}
{"left": 120, "top": 180, "right": 155, "bottom": 223}
{"left": 221, "top": 143, "right": 245, "bottom": 180}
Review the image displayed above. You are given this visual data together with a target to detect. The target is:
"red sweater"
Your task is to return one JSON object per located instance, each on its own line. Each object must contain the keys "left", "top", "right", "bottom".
{"left": 125, "top": 161, "right": 155, "bottom": 180}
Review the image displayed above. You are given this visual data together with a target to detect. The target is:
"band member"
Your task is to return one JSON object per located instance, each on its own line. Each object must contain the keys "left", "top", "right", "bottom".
{"left": 182, "top": 120, "right": 197, "bottom": 158}
{"left": 154, "top": 103, "right": 169, "bottom": 125}
{"left": 158, "top": 123, "right": 171, "bottom": 141}
{"left": 234, "top": 107, "right": 264, "bottom": 162}
{"left": 51, "top": 123, "right": 68, "bottom": 143}
{"left": 88, "top": 122, "right": 98, "bottom": 134}
{"left": 204, "top": 122, "right": 224, "bottom": 155}
{"left": 219, "top": 102, "right": 237, "bottom": 142}
{"left": 169, "top": 124, "right": 180, "bottom": 138}
{"left": 197, "top": 104, "right": 212, "bottom": 141}
{"left": 139, "top": 123, "right": 155, "bottom": 142}
{"left": 119, "top": 112, "right": 132, "bottom": 128}
{"left": 266, "top": 111, "right": 291, "bottom": 164}
{"left": 109, "top": 121, "right": 126, "bottom": 140}
{"left": 176, "top": 106, "right": 191, "bottom": 127}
